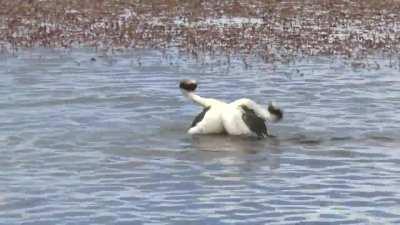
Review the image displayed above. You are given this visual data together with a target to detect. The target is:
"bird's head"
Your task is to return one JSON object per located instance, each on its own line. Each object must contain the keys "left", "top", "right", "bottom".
{"left": 179, "top": 79, "right": 197, "bottom": 92}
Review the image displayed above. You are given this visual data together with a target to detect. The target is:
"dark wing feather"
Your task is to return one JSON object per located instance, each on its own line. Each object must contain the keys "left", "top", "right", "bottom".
{"left": 191, "top": 107, "right": 210, "bottom": 127}
{"left": 241, "top": 105, "right": 268, "bottom": 138}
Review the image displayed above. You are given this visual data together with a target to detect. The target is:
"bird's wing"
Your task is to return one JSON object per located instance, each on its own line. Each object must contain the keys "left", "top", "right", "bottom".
{"left": 240, "top": 105, "right": 268, "bottom": 138}
{"left": 191, "top": 106, "right": 211, "bottom": 127}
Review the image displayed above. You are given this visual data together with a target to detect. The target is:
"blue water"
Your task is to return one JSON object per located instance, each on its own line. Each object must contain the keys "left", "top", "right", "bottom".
{"left": 0, "top": 49, "right": 399, "bottom": 225}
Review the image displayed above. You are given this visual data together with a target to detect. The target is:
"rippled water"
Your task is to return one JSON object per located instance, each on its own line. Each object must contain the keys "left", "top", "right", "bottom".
{"left": 0, "top": 49, "right": 400, "bottom": 225}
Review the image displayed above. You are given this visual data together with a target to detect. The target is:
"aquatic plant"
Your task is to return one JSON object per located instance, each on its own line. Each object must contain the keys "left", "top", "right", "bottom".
{"left": 1, "top": 0, "right": 400, "bottom": 62}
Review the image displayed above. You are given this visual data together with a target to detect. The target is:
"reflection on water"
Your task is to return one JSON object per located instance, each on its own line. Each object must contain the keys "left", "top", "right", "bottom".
{"left": 191, "top": 135, "right": 274, "bottom": 152}
{"left": 0, "top": 49, "right": 399, "bottom": 224}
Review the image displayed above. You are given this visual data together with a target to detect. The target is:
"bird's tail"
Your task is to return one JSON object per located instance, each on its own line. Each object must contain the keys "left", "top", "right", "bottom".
{"left": 267, "top": 102, "right": 283, "bottom": 122}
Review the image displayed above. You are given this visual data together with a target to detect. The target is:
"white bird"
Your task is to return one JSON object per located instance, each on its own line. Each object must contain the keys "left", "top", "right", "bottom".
{"left": 180, "top": 79, "right": 283, "bottom": 138}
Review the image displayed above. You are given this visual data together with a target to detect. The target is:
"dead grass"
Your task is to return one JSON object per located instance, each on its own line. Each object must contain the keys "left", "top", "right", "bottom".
{"left": 1, "top": 0, "right": 400, "bottom": 60}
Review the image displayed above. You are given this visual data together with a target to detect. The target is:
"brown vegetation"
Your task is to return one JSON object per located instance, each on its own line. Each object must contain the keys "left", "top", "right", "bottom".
{"left": 1, "top": 0, "right": 400, "bottom": 60}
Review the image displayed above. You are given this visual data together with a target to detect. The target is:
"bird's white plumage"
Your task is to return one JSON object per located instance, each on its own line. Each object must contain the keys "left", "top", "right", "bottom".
{"left": 221, "top": 103, "right": 252, "bottom": 135}
{"left": 180, "top": 80, "right": 282, "bottom": 137}
{"left": 188, "top": 105, "right": 225, "bottom": 134}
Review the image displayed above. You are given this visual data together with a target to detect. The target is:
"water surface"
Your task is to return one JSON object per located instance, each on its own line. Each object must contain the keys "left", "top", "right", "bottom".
{"left": 0, "top": 49, "right": 399, "bottom": 225}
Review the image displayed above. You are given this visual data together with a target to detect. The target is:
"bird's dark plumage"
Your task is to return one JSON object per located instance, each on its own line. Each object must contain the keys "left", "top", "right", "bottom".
{"left": 268, "top": 103, "right": 283, "bottom": 121}
{"left": 179, "top": 79, "right": 197, "bottom": 92}
{"left": 191, "top": 107, "right": 210, "bottom": 128}
{"left": 241, "top": 105, "right": 268, "bottom": 138}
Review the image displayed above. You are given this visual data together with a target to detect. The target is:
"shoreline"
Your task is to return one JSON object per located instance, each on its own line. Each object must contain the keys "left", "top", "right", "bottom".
{"left": 1, "top": 0, "right": 400, "bottom": 61}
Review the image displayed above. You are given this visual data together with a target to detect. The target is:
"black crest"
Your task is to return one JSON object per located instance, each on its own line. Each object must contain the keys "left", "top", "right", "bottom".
{"left": 179, "top": 79, "right": 197, "bottom": 92}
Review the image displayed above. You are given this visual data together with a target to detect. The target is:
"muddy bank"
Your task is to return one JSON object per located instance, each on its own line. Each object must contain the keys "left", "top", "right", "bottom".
{"left": 1, "top": 0, "right": 400, "bottom": 61}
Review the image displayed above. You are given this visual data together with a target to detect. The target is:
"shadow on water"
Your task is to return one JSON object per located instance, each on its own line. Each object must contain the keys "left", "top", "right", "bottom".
{"left": 190, "top": 134, "right": 281, "bottom": 153}
{"left": 180, "top": 128, "right": 400, "bottom": 162}
{"left": 186, "top": 128, "right": 360, "bottom": 152}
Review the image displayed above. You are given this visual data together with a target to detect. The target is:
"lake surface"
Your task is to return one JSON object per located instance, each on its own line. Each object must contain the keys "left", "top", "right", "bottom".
{"left": 0, "top": 49, "right": 399, "bottom": 225}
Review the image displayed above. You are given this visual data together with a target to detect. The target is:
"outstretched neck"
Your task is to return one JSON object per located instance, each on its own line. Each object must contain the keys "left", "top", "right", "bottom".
{"left": 181, "top": 90, "right": 210, "bottom": 107}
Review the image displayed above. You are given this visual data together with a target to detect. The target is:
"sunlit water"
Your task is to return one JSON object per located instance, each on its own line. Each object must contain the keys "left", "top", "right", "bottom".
{"left": 0, "top": 49, "right": 400, "bottom": 225}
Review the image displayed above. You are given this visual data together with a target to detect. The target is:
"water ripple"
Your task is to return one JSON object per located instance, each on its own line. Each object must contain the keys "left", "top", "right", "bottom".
{"left": 0, "top": 49, "right": 399, "bottom": 224}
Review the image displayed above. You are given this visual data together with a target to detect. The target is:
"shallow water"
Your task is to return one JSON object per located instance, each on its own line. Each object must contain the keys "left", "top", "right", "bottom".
{"left": 0, "top": 49, "right": 399, "bottom": 225}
